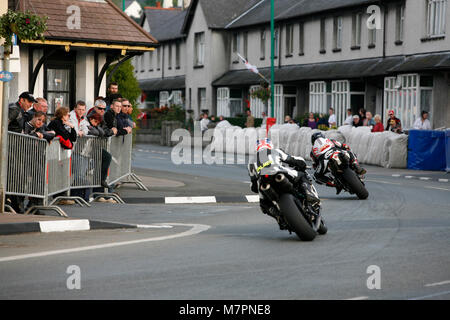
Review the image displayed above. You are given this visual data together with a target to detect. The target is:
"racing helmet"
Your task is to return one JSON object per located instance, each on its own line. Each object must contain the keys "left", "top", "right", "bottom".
{"left": 256, "top": 138, "right": 273, "bottom": 152}
{"left": 311, "top": 132, "right": 325, "bottom": 144}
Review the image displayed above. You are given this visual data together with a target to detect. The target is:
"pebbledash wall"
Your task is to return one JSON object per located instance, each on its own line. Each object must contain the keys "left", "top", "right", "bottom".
{"left": 135, "top": 0, "right": 450, "bottom": 129}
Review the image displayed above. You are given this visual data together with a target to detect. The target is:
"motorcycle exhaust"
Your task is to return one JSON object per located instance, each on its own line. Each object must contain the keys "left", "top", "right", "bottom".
{"left": 260, "top": 183, "right": 279, "bottom": 201}
{"left": 274, "top": 174, "right": 293, "bottom": 193}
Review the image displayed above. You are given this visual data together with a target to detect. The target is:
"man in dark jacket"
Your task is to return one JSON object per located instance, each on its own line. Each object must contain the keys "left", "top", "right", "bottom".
{"left": 104, "top": 99, "right": 131, "bottom": 136}
{"left": 8, "top": 92, "right": 37, "bottom": 133}
{"left": 23, "top": 97, "right": 48, "bottom": 124}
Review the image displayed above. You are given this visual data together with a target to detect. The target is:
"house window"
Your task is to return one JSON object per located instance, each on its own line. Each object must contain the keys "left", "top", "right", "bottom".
{"left": 148, "top": 51, "right": 153, "bottom": 71}
{"left": 172, "top": 90, "right": 183, "bottom": 106}
{"left": 140, "top": 54, "right": 144, "bottom": 72}
{"left": 157, "top": 48, "right": 161, "bottom": 70}
{"left": 299, "top": 22, "right": 304, "bottom": 55}
{"left": 309, "top": 81, "right": 328, "bottom": 115}
{"left": 332, "top": 80, "right": 350, "bottom": 126}
{"left": 285, "top": 24, "right": 294, "bottom": 56}
{"left": 426, "top": 0, "right": 447, "bottom": 37}
{"left": 320, "top": 18, "right": 326, "bottom": 53}
{"left": 368, "top": 28, "right": 376, "bottom": 47}
{"left": 352, "top": 12, "right": 362, "bottom": 47}
{"left": 333, "top": 16, "right": 343, "bottom": 50}
{"left": 176, "top": 42, "right": 180, "bottom": 68}
{"left": 45, "top": 64, "right": 75, "bottom": 115}
{"left": 396, "top": 4, "right": 405, "bottom": 43}
{"left": 274, "top": 27, "right": 279, "bottom": 58}
{"left": 243, "top": 31, "right": 248, "bottom": 59}
{"left": 384, "top": 74, "right": 421, "bottom": 129}
{"left": 260, "top": 29, "right": 266, "bottom": 59}
{"left": 232, "top": 32, "right": 240, "bottom": 63}
{"left": 198, "top": 88, "right": 207, "bottom": 111}
{"left": 159, "top": 91, "right": 169, "bottom": 107}
{"left": 194, "top": 32, "right": 205, "bottom": 66}
{"left": 217, "top": 87, "right": 230, "bottom": 117}
{"left": 168, "top": 44, "right": 172, "bottom": 70}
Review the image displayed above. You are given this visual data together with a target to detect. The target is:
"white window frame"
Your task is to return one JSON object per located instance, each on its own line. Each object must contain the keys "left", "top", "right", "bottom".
{"left": 286, "top": 24, "right": 294, "bottom": 55}
{"left": 159, "top": 91, "right": 169, "bottom": 107}
{"left": 274, "top": 84, "right": 284, "bottom": 123}
{"left": 352, "top": 12, "right": 362, "bottom": 47}
{"left": 232, "top": 32, "right": 240, "bottom": 62}
{"left": 217, "top": 87, "right": 230, "bottom": 117}
{"left": 427, "top": 0, "right": 447, "bottom": 37}
{"left": 334, "top": 16, "right": 343, "bottom": 49}
{"left": 260, "top": 29, "right": 266, "bottom": 59}
{"left": 396, "top": 4, "right": 405, "bottom": 42}
{"left": 383, "top": 74, "right": 421, "bottom": 129}
{"left": 199, "top": 88, "right": 207, "bottom": 111}
{"left": 195, "top": 32, "right": 205, "bottom": 66}
{"left": 332, "top": 80, "right": 350, "bottom": 127}
{"left": 299, "top": 22, "right": 304, "bottom": 54}
{"left": 249, "top": 85, "right": 265, "bottom": 119}
{"left": 309, "top": 81, "right": 327, "bottom": 115}
{"left": 172, "top": 90, "right": 183, "bottom": 106}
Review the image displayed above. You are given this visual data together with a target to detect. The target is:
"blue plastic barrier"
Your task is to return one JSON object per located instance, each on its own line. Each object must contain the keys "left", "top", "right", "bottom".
{"left": 446, "top": 129, "right": 450, "bottom": 172}
{"left": 407, "top": 130, "right": 446, "bottom": 171}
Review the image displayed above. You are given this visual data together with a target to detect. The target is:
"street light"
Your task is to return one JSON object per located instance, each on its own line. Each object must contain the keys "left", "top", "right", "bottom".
{"left": 270, "top": 0, "right": 274, "bottom": 119}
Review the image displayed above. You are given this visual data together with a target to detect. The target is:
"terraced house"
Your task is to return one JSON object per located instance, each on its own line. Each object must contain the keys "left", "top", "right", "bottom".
{"left": 135, "top": 0, "right": 450, "bottom": 129}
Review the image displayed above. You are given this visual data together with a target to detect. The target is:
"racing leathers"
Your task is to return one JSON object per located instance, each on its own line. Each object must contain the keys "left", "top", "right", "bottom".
{"left": 311, "top": 138, "right": 366, "bottom": 190}
{"left": 248, "top": 148, "right": 319, "bottom": 220}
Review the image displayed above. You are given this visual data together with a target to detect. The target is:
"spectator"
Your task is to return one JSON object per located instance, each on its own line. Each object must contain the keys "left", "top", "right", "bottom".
{"left": 343, "top": 108, "right": 353, "bottom": 125}
{"left": 8, "top": 91, "right": 37, "bottom": 133}
{"left": 245, "top": 109, "right": 255, "bottom": 128}
{"left": 363, "top": 111, "right": 376, "bottom": 127}
{"left": 104, "top": 99, "right": 131, "bottom": 136}
{"left": 358, "top": 108, "right": 366, "bottom": 124}
{"left": 328, "top": 108, "right": 336, "bottom": 128}
{"left": 121, "top": 98, "right": 136, "bottom": 129}
{"left": 317, "top": 113, "right": 328, "bottom": 127}
{"left": 385, "top": 110, "right": 402, "bottom": 133}
{"left": 413, "top": 111, "right": 432, "bottom": 130}
{"left": 261, "top": 111, "right": 268, "bottom": 125}
{"left": 69, "top": 101, "right": 89, "bottom": 137}
{"left": 218, "top": 115, "right": 225, "bottom": 121}
{"left": 23, "top": 111, "right": 55, "bottom": 142}
{"left": 307, "top": 112, "right": 318, "bottom": 129}
{"left": 372, "top": 114, "right": 384, "bottom": 132}
{"left": 90, "top": 100, "right": 117, "bottom": 137}
{"left": 352, "top": 115, "right": 361, "bottom": 127}
{"left": 23, "top": 97, "right": 48, "bottom": 124}
{"left": 200, "top": 113, "right": 210, "bottom": 132}
{"left": 87, "top": 112, "right": 106, "bottom": 137}
{"left": 48, "top": 107, "right": 78, "bottom": 205}
{"left": 104, "top": 82, "right": 122, "bottom": 108}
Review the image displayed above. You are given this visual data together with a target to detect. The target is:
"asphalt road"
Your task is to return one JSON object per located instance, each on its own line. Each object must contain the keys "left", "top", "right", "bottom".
{"left": 0, "top": 144, "right": 449, "bottom": 300}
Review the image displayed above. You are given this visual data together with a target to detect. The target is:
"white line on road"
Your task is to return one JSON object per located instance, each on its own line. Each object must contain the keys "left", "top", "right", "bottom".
{"left": 345, "top": 296, "right": 369, "bottom": 300}
{"left": 392, "top": 174, "right": 401, "bottom": 177}
{"left": 425, "top": 186, "right": 450, "bottom": 191}
{"left": 0, "top": 223, "right": 210, "bottom": 263}
{"left": 419, "top": 177, "right": 431, "bottom": 181}
{"left": 408, "top": 290, "right": 450, "bottom": 300}
{"left": 438, "top": 179, "right": 449, "bottom": 183}
{"left": 425, "top": 280, "right": 450, "bottom": 287}
{"left": 245, "top": 195, "right": 260, "bottom": 203}
{"left": 405, "top": 176, "right": 414, "bottom": 179}
{"left": 165, "top": 196, "right": 217, "bottom": 204}
{"left": 366, "top": 179, "right": 401, "bottom": 185}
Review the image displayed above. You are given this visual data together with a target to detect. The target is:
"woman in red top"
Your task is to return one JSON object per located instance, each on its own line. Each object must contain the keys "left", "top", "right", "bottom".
{"left": 372, "top": 114, "right": 384, "bottom": 132}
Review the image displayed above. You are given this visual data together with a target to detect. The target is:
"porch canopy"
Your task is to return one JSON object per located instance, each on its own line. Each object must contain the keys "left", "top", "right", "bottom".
{"left": 139, "top": 76, "right": 186, "bottom": 91}
{"left": 11, "top": 0, "right": 158, "bottom": 96}
{"left": 212, "top": 56, "right": 405, "bottom": 86}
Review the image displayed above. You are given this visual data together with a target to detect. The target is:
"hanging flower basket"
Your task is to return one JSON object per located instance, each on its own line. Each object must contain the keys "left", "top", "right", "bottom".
{"left": 0, "top": 10, "right": 48, "bottom": 49}
{"left": 250, "top": 86, "right": 271, "bottom": 104}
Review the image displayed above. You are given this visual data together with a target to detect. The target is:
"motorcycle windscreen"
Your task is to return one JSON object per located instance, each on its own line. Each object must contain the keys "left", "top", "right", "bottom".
{"left": 256, "top": 148, "right": 280, "bottom": 176}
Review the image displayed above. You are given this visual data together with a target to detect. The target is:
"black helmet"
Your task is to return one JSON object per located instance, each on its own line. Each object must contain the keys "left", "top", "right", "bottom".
{"left": 311, "top": 132, "right": 325, "bottom": 144}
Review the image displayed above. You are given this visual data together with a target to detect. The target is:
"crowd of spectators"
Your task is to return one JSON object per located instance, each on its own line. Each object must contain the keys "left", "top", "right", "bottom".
{"left": 6, "top": 83, "right": 136, "bottom": 213}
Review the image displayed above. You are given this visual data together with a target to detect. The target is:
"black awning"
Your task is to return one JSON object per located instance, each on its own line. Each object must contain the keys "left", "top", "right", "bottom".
{"left": 388, "top": 52, "right": 450, "bottom": 72}
{"left": 139, "top": 76, "right": 186, "bottom": 91}
{"left": 212, "top": 56, "right": 405, "bottom": 86}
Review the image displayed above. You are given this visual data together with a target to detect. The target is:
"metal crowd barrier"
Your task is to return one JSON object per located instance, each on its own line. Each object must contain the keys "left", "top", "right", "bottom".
{"left": 5, "top": 132, "right": 148, "bottom": 216}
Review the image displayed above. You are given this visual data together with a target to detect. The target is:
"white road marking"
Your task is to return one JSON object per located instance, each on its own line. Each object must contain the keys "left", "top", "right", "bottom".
{"left": 345, "top": 296, "right": 369, "bottom": 300}
{"left": 39, "top": 220, "right": 90, "bottom": 233}
{"left": 245, "top": 195, "right": 260, "bottom": 203}
{"left": 438, "top": 179, "right": 449, "bottom": 183}
{"left": 0, "top": 223, "right": 210, "bottom": 263}
{"left": 405, "top": 176, "right": 414, "bottom": 179}
{"left": 419, "top": 177, "right": 431, "bottom": 181}
{"left": 408, "top": 290, "right": 450, "bottom": 300}
{"left": 165, "top": 196, "right": 217, "bottom": 204}
{"left": 392, "top": 174, "right": 401, "bottom": 177}
{"left": 366, "top": 179, "right": 401, "bottom": 185}
{"left": 425, "top": 280, "right": 450, "bottom": 287}
{"left": 136, "top": 224, "right": 173, "bottom": 229}
{"left": 425, "top": 186, "right": 450, "bottom": 191}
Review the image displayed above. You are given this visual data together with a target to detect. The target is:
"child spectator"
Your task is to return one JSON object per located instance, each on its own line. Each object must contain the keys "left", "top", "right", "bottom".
{"left": 48, "top": 107, "right": 77, "bottom": 148}
{"left": 23, "top": 111, "right": 55, "bottom": 142}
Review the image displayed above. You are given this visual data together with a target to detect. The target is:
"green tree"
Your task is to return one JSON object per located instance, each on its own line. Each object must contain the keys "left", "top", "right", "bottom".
{"left": 106, "top": 59, "right": 142, "bottom": 121}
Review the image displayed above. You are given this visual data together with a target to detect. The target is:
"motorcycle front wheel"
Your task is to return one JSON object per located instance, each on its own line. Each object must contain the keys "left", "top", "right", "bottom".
{"left": 278, "top": 193, "right": 317, "bottom": 241}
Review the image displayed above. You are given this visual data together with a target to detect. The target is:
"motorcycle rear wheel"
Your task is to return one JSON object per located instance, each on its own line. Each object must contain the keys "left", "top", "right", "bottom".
{"left": 278, "top": 193, "right": 317, "bottom": 241}
{"left": 342, "top": 168, "right": 369, "bottom": 200}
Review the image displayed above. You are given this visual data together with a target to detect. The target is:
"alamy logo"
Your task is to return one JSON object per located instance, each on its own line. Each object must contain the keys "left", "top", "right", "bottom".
{"left": 366, "top": 265, "right": 381, "bottom": 290}
{"left": 66, "top": 5, "right": 81, "bottom": 30}
{"left": 367, "top": 5, "right": 382, "bottom": 30}
{"left": 66, "top": 265, "right": 81, "bottom": 290}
